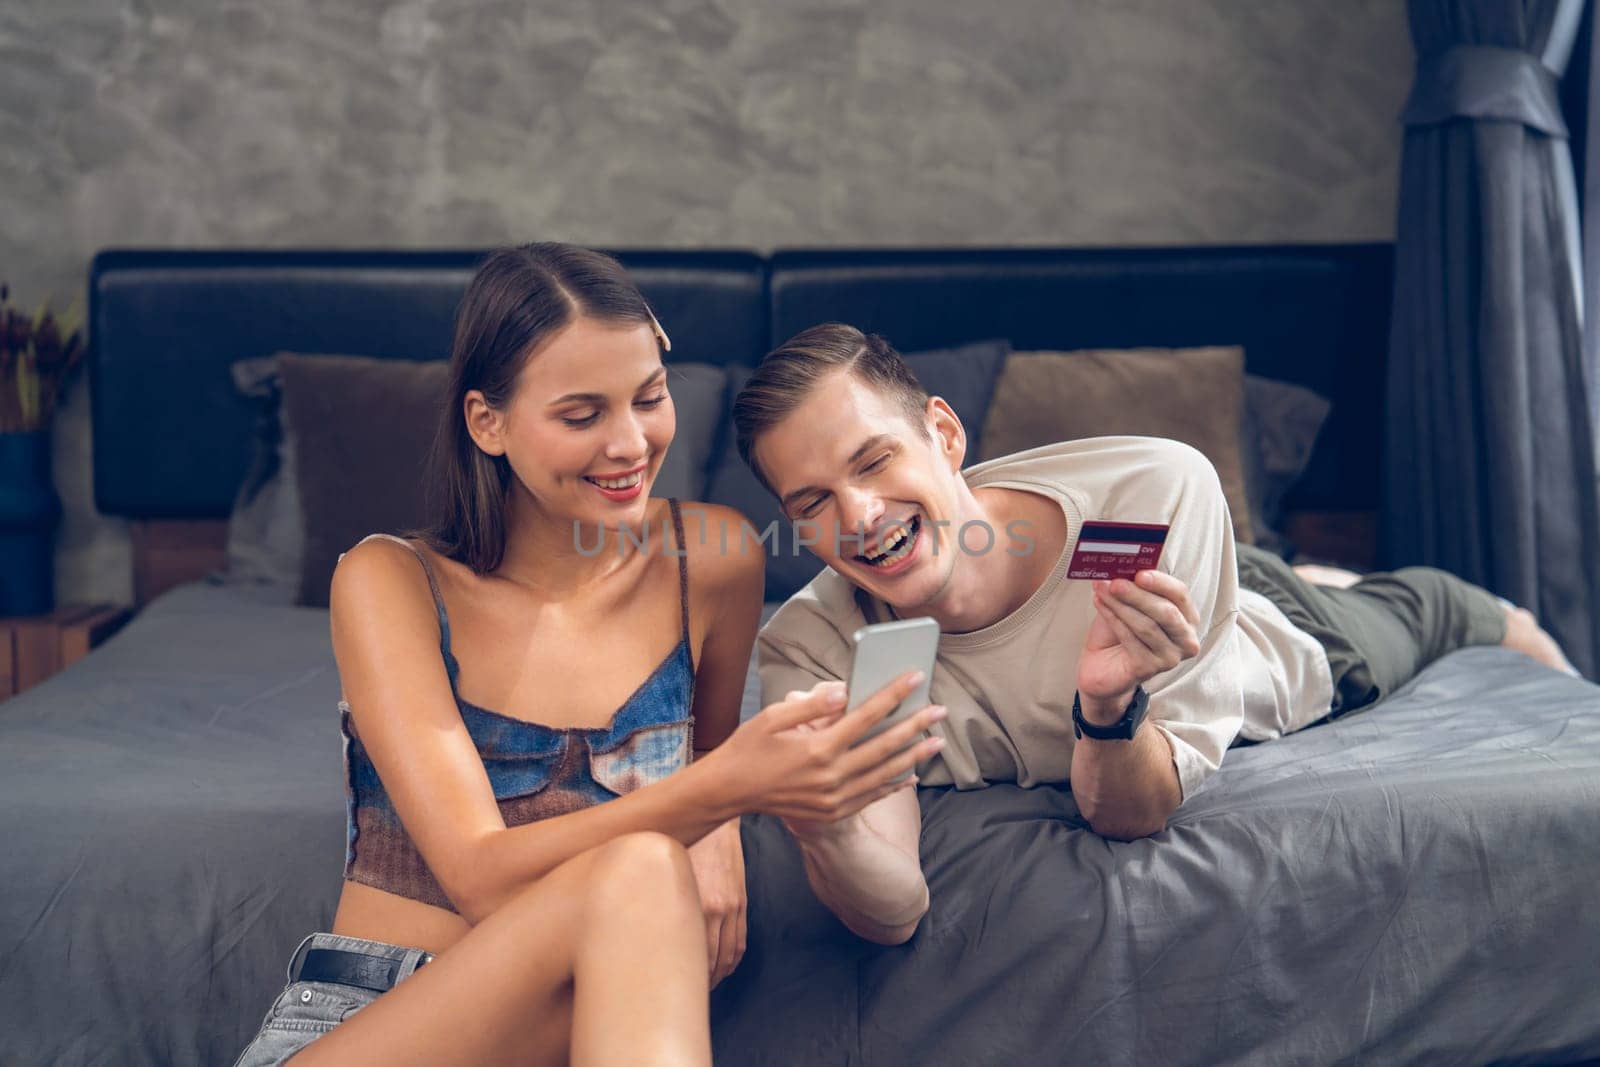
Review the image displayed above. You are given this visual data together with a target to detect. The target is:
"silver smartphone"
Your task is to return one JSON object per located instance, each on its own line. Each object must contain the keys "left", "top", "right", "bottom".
{"left": 846, "top": 617, "right": 940, "bottom": 747}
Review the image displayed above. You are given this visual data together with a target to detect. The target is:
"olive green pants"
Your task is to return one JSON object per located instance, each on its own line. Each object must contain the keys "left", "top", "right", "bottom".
{"left": 1236, "top": 543, "right": 1508, "bottom": 715}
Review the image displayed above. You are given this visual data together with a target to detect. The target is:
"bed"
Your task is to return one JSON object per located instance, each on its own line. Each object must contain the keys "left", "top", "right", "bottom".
{"left": 4, "top": 246, "right": 1598, "bottom": 1065}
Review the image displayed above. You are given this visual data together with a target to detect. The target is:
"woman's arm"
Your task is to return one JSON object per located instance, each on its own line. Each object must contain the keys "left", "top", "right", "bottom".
{"left": 331, "top": 538, "right": 935, "bottom": 927}
{"left": 684, "top": 503, "right": 764, "bottom": 754}
{"left": 681, "top": 504, "right": 765, "bottom": 984}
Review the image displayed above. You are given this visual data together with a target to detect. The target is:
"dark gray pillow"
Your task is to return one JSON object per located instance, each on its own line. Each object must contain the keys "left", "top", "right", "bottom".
{"left": 705, "top": 340, "right": 1011, "bottom": 602}
{"left": 702, "top": 364, "right": 821, "bottom": 600}
{"left": 281, "top": 354, "right": 446, "bottom": 607}
{"left": 657, "top": 362, "right": 729, "bottom": 501}
{"left": 1241, "top": 374, "right": 1332, "bottom": 554}
{"left": 225, "top": 356, "right": 729, "bottom": 599}
{"left": 894, "top": 339, "right": 1013, "bottom": 456}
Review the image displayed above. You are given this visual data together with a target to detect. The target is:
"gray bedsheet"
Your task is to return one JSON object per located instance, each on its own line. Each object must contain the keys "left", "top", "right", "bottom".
{"left": 3, "top": 581, "right": 1599, "bottom": 1065}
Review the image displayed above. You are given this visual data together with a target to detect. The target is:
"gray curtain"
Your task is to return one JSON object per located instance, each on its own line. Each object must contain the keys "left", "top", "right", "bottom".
{"left": 1584, "top": 3, "right": 1600, "bottom": 398}
{"left": 1385, "top": 0, "right": 1600, "bottom": 678}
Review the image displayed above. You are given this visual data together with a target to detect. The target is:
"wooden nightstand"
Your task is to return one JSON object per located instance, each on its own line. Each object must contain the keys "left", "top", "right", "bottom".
{"left": 0, "top": 604, "right": 131, "bottom": 699}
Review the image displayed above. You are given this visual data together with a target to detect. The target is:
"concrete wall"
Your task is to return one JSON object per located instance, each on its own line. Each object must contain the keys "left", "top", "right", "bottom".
{"left": 0, "top": 0, "right": 1413, "bottom": 606}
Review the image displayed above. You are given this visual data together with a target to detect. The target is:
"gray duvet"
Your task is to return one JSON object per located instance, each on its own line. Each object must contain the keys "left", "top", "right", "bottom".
{"left": 3, "top": 582, "right": 1599, "bottom": 1065}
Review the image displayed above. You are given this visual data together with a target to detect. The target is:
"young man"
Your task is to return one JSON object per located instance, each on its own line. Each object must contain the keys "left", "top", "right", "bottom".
{"left": 733, "top": 323, "right": 1576, "bottom": 946}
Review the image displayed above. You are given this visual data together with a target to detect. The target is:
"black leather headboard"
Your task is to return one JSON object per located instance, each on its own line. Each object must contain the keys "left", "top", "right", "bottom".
{"left": 90, "top": 249, "right": 766, "bottom": 518}
{"left": 768, "top": 245, "right": 1393, "bottom": 511}
{"left": 91, "top": 244, "right": 1391, "bottom": 521}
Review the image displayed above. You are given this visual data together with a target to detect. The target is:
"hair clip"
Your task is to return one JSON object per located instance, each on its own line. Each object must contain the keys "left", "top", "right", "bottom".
{"left": 646, "top": 305, "right": 672, "bottom": 353}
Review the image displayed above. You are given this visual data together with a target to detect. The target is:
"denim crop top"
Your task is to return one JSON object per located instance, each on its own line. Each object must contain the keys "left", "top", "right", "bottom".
{"left": 338, "top": 499, "right": 696, "bottom": 912}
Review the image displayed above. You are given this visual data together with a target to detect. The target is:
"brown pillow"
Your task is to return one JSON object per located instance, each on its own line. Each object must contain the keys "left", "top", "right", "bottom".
{"left": 979, "top": 347, "right": 1255, "bottom": 545}
{"left": 278, "top": 353, "right": 449, "bottom": 607}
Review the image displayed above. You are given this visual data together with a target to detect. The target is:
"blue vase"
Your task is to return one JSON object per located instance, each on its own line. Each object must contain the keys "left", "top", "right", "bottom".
{"left": 0, "top": 430, "right": 61, "bottom": 616}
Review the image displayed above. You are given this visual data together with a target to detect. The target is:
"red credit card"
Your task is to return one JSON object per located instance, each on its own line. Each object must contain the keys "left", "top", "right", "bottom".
{"left": 1067, "top": 521, "right": 1170, "bottom": 581}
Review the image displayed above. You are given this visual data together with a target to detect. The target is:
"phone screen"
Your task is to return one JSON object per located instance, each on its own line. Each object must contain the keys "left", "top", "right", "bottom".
{"left": 847, "top": 617, "right": 939, "bottom": 747}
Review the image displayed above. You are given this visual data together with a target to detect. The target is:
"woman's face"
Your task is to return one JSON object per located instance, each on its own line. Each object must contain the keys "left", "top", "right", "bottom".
{"left": 471, "top": 315, "right": 674, "bottom": 531}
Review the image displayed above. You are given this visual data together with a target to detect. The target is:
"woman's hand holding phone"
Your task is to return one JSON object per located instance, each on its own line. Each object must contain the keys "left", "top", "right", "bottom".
{"left": 711, "top": 674, "right": 945, "bottom": 825}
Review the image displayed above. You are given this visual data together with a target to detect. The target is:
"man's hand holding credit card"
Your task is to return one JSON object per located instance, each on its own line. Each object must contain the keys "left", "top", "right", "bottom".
{"left": 1069, "top": 519, "right": 1203, "bottom": 714}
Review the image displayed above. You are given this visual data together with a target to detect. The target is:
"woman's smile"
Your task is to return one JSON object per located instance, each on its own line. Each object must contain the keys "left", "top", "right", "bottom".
{"left": 583, "top": 464, "right": 648, "bottom": 502}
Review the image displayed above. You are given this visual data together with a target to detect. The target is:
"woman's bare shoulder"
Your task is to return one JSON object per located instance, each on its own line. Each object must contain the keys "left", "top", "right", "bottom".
{"left": 671, "top": 500, "right": 765, "bottom": 596}
{"left": 330, "top": 535, "right": 438, "bottom": 620}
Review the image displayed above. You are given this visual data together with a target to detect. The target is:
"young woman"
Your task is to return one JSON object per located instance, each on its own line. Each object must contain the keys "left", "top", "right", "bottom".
{"left": 233, "top": 244, "right": 946, "bottom": 1067}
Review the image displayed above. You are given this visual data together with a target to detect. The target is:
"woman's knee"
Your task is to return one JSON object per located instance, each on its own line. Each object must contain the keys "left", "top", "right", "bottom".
{"left": 485, "top": 834, "right": 698, "bottom": 953}
{"left": 498, "top": 834, "right": 695, "bottom": 916}
{"left": 584, "top": 832, "right": 699, "bottom": 913}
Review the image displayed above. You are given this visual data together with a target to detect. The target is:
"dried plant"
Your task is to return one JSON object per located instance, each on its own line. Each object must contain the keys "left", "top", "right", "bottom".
{"left": 0, "top": 284, "right": 86, "bottom": 433}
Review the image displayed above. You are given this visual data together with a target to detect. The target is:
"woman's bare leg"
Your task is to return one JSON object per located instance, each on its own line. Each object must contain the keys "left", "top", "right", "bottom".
{"left": 568, "top": 833, "right": 710, "bottom": 1066}
{"left": 287, "top": 832, "right": 710, "bottom": 1067}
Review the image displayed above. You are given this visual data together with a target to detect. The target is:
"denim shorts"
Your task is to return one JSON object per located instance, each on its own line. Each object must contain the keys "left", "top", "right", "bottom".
{"left": 232, "top": 932, "right": 431, "bottom": 1066}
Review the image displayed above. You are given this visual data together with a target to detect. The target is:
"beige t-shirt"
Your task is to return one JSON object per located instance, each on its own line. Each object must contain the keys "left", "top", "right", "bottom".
{"left": 758, "top": 437, "right": 1334, "bottom": 800}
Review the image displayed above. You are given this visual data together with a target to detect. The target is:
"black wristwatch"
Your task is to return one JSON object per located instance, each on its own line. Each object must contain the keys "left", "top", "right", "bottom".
{"left": 1072, "top": 685, "right": 1150, "bottom": 741}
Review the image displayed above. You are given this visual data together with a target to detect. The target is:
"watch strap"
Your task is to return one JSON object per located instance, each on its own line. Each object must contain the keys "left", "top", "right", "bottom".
{"left": 1072, "top": 685, "right": 1150, "bottom": 741}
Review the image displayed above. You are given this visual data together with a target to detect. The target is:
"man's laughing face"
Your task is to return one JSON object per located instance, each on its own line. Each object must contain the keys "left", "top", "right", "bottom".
{"left": 753, "top": 370, "right": 970, "bottom": 613}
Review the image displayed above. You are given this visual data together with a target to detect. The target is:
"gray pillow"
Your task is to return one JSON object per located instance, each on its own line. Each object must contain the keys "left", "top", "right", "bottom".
{"left": 1241, "top": 374, "right": 1332, "bottom": 554}
{"left": 225, "top": 357, "right": 304, "bottom": 600}
{"left": 224, "top": 356, "right": 729, "bottom": 596}
{"left": 705, "top": 340, "right": 1011, "bottom": 602}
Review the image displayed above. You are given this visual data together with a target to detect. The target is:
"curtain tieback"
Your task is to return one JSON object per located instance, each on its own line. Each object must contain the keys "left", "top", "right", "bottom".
{"left": 1401, "top": 44, "right": 1567, "bottom": 136}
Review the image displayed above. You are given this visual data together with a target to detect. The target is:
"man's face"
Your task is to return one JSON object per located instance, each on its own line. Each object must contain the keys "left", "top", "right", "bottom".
{"left": 754, "top": 371, "right": 969, "bottom": 612}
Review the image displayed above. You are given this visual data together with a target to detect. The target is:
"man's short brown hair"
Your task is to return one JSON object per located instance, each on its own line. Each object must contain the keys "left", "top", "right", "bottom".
{"left": 733, "top": 323, "right": 929, "bottom": 492}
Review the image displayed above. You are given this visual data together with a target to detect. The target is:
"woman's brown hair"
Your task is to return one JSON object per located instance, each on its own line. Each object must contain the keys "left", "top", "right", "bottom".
{"left": 419, "top": 243, "right": 660, "bottom": 573}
